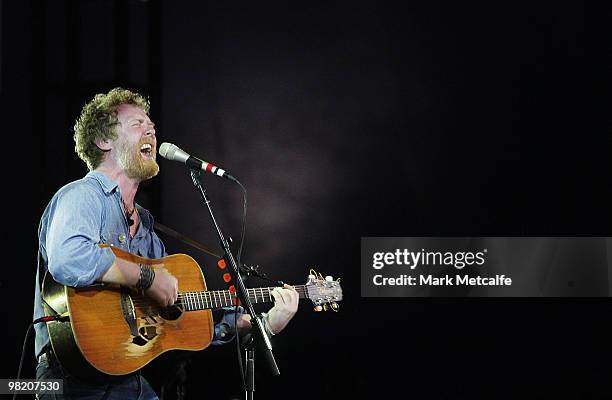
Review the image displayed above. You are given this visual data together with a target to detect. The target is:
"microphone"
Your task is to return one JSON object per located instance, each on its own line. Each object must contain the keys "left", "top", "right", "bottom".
{"left": 158, "top": 142, "right": 237, "bottom": 182}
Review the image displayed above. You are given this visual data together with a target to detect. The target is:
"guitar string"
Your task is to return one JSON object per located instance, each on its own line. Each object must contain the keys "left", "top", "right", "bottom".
{"left": 129, "top": 286, "right": 309, "bottom": 303}
{"left": 127, "top": 286, "right": 311, "bottom": 309}
{"left": 132, "top": 286, "right": 311, "bottom": 299}
{"left": 130, "top": 286, "right": 310, "bottom": 298}
{"left": 128, "top": 291, "right": 310, "bottom": 308}
{"left": 111, "top": 286, "right": 339, "bottom": 314}
{"left": 71, "top": 285, "right": 337, "bottom": 316}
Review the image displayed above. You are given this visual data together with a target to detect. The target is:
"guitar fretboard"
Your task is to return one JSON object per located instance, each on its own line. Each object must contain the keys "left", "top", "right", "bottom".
{"left": 177, "top": 286, "right": 309, "bottom": 311}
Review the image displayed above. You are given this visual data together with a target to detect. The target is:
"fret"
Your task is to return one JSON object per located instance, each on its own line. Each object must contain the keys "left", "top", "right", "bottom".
{"left": 196, "top": 292, "right": 202, "bottom": 310}
{"left": 203, "top": 292, "right": 210, "bottom": 309}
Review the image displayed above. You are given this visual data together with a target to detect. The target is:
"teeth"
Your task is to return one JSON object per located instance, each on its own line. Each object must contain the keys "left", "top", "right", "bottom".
{"left": 140, "top": 144, "right": 152, "bottom": 151}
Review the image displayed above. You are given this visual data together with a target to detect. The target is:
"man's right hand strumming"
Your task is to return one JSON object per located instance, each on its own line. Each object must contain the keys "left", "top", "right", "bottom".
{"left": 146, "top": 267, "right": 179, "bottom": 306}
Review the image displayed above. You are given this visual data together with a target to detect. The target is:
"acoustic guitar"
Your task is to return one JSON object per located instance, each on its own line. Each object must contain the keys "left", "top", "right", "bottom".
{"left": 41, "top": 245, "right": 342, "bottom": 379}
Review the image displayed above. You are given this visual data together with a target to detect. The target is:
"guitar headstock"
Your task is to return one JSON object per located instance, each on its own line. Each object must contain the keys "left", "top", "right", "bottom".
{"left": 305, "top": 269, "right": 343, "bottom": 312}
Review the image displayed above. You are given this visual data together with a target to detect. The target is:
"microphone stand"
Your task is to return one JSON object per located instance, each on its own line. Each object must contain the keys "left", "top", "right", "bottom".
{"left": 189, "top": 170, "right": 279, "bottom": 400}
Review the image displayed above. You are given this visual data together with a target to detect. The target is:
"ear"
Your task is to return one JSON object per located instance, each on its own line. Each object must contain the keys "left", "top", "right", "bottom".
{"left": 95, "top": 137, "right": 113, "bottom": 152}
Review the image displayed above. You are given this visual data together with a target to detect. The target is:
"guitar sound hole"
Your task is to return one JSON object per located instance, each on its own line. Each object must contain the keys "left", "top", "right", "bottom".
{"left": 139, "top": 325, "right": 158, "bottom": 340}
{"left": 159, "top": 305, "right": 182, "bottom": 321}
{"left": 132, "top": 336, "right": 148, "bottom": 346}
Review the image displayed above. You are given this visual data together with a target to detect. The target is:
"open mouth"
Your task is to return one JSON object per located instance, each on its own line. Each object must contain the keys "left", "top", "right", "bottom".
{"left": 140, "top": 143, "right": 155, "bottom": 159}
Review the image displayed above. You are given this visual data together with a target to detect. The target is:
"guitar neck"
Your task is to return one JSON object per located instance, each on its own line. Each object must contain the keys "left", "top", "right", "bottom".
{"left": 178, "top": 286, "right": 308, "bottom": 311}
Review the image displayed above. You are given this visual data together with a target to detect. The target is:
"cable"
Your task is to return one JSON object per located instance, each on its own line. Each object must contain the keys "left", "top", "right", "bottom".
{"left": 235, "top": 308, "right": 247, "bottom": 392}
{"left": 235, "top": 179, "right": 247, "bottom": 266}
{"left": 13, "top": 322, "right": 34, "bottom": 400}
{"left": 233, "top": 178, "right": 248, "bottom": 393}
{"left": 14, "top": 316, "right": 64, "bottom": 400}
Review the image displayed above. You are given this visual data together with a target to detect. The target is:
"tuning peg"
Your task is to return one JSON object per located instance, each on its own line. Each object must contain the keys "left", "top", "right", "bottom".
{"left": 314, "top": 305, "right": 323, "bottom": 312}
{"left": 323, "top": 304, "right": 328, "bottom": 311}
{"left": 331, "top": 302, "right": 339, "bottom": 311}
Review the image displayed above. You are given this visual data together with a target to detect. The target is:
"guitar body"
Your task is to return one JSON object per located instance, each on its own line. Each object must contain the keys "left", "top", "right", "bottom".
{"left": 42, "top": 246, "right": 213, "bottom": 378}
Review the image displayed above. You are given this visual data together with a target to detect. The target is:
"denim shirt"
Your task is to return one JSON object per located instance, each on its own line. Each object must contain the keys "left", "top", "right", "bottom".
{"left": 33, "top": 171, "right": 240, "bottom": 358}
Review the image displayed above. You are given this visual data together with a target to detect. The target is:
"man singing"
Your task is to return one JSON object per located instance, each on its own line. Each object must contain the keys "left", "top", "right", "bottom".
{"left": 33, "top": 87, "right": 299, "bottom": 399}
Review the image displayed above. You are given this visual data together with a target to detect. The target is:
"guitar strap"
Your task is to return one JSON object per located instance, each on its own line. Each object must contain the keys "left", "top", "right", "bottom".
{"left": 153, "top": 221, "right": 223, "bottom": 260}
{"left": 37, "top": 249, "right": 60, "bottom": 318}
{"left": 37, "top": 250, "right": 44, "bottom": 288}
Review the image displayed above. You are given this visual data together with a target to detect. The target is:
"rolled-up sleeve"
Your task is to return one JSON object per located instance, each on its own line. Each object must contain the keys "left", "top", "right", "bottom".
{"left": 212, "top": 306, "right": 246, "bottom": 345}
{"left": 45, "top": 185, "right": 116, "bottom": 287}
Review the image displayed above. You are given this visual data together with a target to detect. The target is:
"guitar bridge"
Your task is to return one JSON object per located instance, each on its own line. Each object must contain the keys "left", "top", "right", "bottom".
{"left": 120, "top": 287, "right": 139, "bottom": 337}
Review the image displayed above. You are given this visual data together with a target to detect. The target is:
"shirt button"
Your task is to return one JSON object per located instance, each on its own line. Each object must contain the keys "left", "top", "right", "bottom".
{"left": 118, "top": 234, "right": 126, "bottom": 243}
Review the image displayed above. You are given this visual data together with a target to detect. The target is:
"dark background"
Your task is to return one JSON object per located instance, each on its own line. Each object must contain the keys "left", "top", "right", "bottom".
{"left": 2, "top": 1, "right": 612, "bottom": 398}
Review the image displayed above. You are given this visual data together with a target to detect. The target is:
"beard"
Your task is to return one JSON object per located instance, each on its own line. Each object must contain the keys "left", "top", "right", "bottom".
{"left": 116, "top": 139, "right": 159, "bottom": 181}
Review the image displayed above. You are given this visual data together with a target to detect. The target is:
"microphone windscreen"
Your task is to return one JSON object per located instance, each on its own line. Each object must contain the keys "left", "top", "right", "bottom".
{"left": 159, "top": 142, "right": 173, "bottom": 159}
{"left": 159, "top": 142, "right": 190, "bottom": 163}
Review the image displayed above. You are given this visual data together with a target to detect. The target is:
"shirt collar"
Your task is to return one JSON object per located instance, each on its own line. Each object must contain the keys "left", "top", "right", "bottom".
{"left": 86, "top": 170, "right": 119, "bottom": 195}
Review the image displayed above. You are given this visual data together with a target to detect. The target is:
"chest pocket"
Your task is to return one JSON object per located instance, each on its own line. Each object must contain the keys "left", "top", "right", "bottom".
{"left": 101, "top": 230, "right": 129, "bottom": 249}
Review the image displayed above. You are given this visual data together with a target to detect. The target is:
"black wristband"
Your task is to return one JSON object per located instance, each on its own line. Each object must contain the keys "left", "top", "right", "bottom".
{"left": 136, "top": 264, "right": 155, "bottom": 293}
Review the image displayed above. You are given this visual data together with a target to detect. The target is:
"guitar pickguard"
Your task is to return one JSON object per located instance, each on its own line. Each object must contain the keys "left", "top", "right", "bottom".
{"left": 120, "top": 295, "right": 186, "bottom": 356}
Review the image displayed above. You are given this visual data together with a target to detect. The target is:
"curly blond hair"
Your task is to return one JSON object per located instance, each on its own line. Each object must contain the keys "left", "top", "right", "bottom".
{"left": 73, "top": 87, "right": 150, "bottom": 170}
